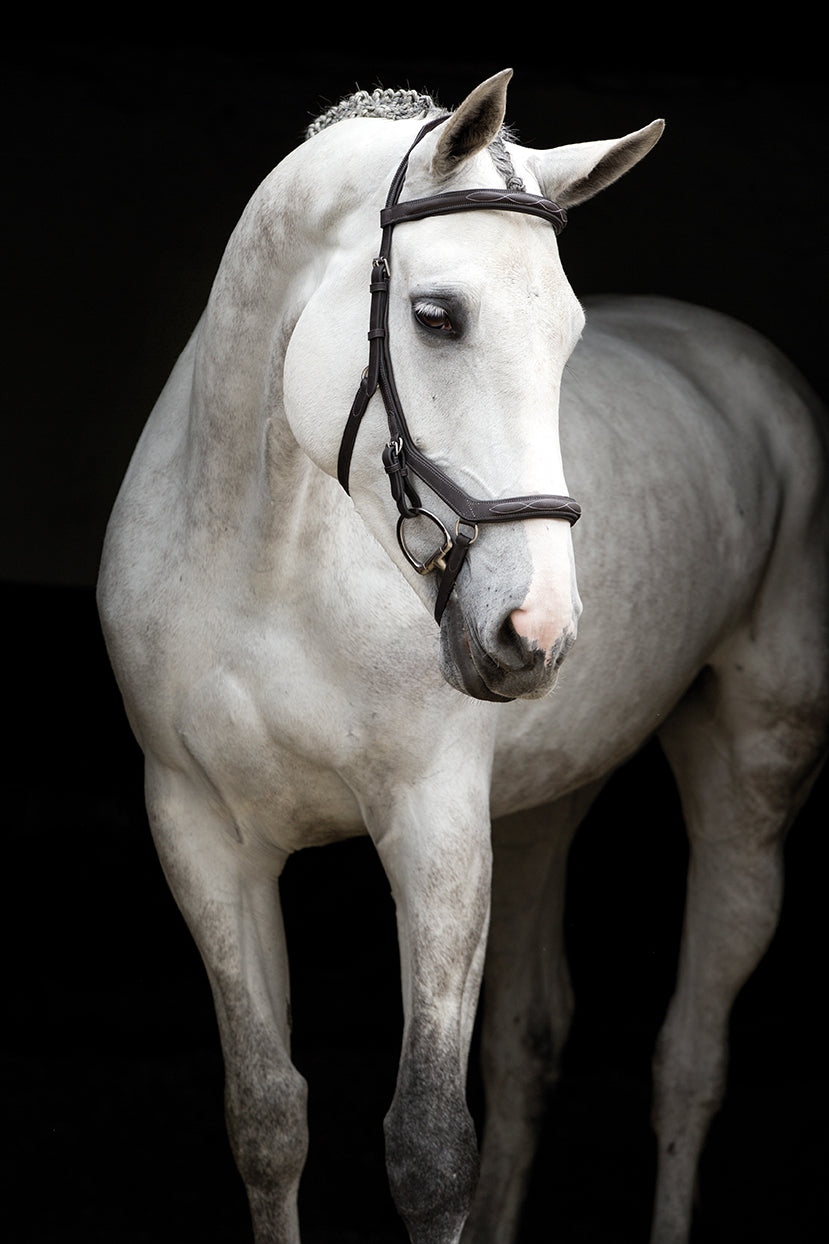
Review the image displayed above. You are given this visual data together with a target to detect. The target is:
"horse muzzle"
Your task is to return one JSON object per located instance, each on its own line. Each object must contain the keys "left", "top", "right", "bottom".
{"left": 438, "top": 595, "right": 576, "bottom": 702}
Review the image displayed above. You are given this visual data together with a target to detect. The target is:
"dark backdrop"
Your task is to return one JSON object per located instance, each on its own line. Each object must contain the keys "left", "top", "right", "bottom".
{"left": 5, "top": 27, "right": 827, "bottom": 1244}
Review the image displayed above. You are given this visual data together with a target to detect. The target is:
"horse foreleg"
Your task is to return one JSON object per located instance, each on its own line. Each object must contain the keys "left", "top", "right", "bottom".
{"left": 145, "top": 763, "right": 308, "bottom": 1244}
{"left": 651, "top": 660, "right": 827, "bottom": 1244}
{"left": 368, "top": 782, "right": 492, "bottom": 1244}
{"left": 462, "top": 784, "right": 605, "bottom": 1244}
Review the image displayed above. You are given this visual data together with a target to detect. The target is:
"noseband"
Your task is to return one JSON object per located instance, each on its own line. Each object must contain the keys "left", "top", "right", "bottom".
{"left": 337, "top": 114, "right": 581, "bottom": 624}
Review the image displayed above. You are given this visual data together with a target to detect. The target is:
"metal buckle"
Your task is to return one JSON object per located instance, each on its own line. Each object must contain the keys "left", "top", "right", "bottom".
{"left": 397, "top": 508, "right": 453, "bottom": 575}
{"left": 455, "top": 518, "right": 478, "bottom": 546}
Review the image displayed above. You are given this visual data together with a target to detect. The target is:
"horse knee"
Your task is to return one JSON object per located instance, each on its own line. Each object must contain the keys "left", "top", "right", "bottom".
{"left": 483, "top": 998, "right": 568, "bottom": 1123}
{"left": 225, "top": 1057, "right": 309, "bottom": 1198}
{"left": 384, "top": 1051, "right": 479, "bottom": 1243}
{"left": 385, "top": 1109, "right": 479, "bottom": 1243}
{"left": 652, "top": 1007, "right": 727, "bottom": 1119}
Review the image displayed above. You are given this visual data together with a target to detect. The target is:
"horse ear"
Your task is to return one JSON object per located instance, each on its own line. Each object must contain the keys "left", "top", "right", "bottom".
{"left": 431, "top": 69, "right": 513, "bottom": 179}
{"left": 529, "top": 120, "right": 665, "bottom": 208}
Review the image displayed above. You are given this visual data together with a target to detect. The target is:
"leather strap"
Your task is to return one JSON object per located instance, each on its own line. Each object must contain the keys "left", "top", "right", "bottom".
{"left": 381, "top": 187, "right": 567, "bottom": 234}
{"left": 401, "top": 440, "right": 582, "bottom": 528}
{"left": 433, "top": 523, "right": 477, "bottom": 627}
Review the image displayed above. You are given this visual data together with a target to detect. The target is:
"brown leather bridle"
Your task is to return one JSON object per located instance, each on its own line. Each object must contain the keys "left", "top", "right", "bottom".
{"left": 337, "top": 114, "right": 581, "bottom": 624}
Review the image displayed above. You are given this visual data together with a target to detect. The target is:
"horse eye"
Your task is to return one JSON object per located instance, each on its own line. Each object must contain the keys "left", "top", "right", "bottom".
{"left": 413, "top": 302, "right": 455, "bottom": 334}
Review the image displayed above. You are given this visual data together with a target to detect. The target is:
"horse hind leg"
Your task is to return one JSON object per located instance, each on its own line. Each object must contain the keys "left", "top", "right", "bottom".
{"left": 145, "top": 763, "right": 308, "bottom": 1244}
{"left": 650, "top": 628, "right": 828, "bottom": 1244}
{"left": 463, "top": 783, "right": 607, "bottom": 1244}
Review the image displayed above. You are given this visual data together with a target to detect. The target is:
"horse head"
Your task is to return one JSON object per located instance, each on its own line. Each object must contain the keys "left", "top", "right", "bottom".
{"left": 283, "top": 70, "right": 663, "bottom": 701}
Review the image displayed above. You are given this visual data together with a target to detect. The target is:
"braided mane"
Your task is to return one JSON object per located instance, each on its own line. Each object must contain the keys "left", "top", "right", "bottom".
{"left": 305, "top": 88, "right": 440, "bottom": 138}
{"left": 305, "top": 87, "right": 525, "bottom": 191}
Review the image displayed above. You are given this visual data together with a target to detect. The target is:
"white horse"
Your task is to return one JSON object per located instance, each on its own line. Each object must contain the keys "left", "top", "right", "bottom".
{"left": 97, "top": 69, "right": 828, "bottom": 1244}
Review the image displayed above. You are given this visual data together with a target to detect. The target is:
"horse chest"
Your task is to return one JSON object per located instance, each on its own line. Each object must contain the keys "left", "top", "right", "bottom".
{"left": 170, "top": 642, "right": 371, "bottom": 850}
{"left": 169, "top": 613, "right": 476, "bottom": 852}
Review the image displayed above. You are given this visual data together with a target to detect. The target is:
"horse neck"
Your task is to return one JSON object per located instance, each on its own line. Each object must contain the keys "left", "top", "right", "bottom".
{"left": 183, "top": 160, "right": 335, "bottom": 558}
{"left": 180, "top": 121, "right": 426, "bottom": 565}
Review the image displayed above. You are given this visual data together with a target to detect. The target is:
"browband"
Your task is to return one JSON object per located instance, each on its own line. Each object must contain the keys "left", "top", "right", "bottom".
{"left": 381, "top": 187, "right": 568, "bottom": 233}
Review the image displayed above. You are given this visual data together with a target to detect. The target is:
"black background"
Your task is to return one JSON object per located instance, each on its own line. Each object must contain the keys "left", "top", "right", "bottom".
{"left": 5, "top": 23, "right": 828, "bottom": 1244}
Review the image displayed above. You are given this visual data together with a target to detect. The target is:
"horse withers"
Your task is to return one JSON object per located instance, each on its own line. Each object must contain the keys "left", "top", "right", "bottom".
{"left": 97, "top": 69, "right": 829, "bottom": 1244}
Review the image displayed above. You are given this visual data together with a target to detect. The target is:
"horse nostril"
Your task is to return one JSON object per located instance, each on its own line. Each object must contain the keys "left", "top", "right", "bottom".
{"left": 509, "top": 603, "right": 576, "bottom": 661}
{"left": 506, "top": 608, "right": 576, "bottom": 672}
{"left": 508, "top": 606, "right": 551, "bottom": 657}
{"left": 552, "top": 628, "right": 576, "bottom": 669}
{"left": 478, "top": 613, "right": 530, "bottom": 672}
